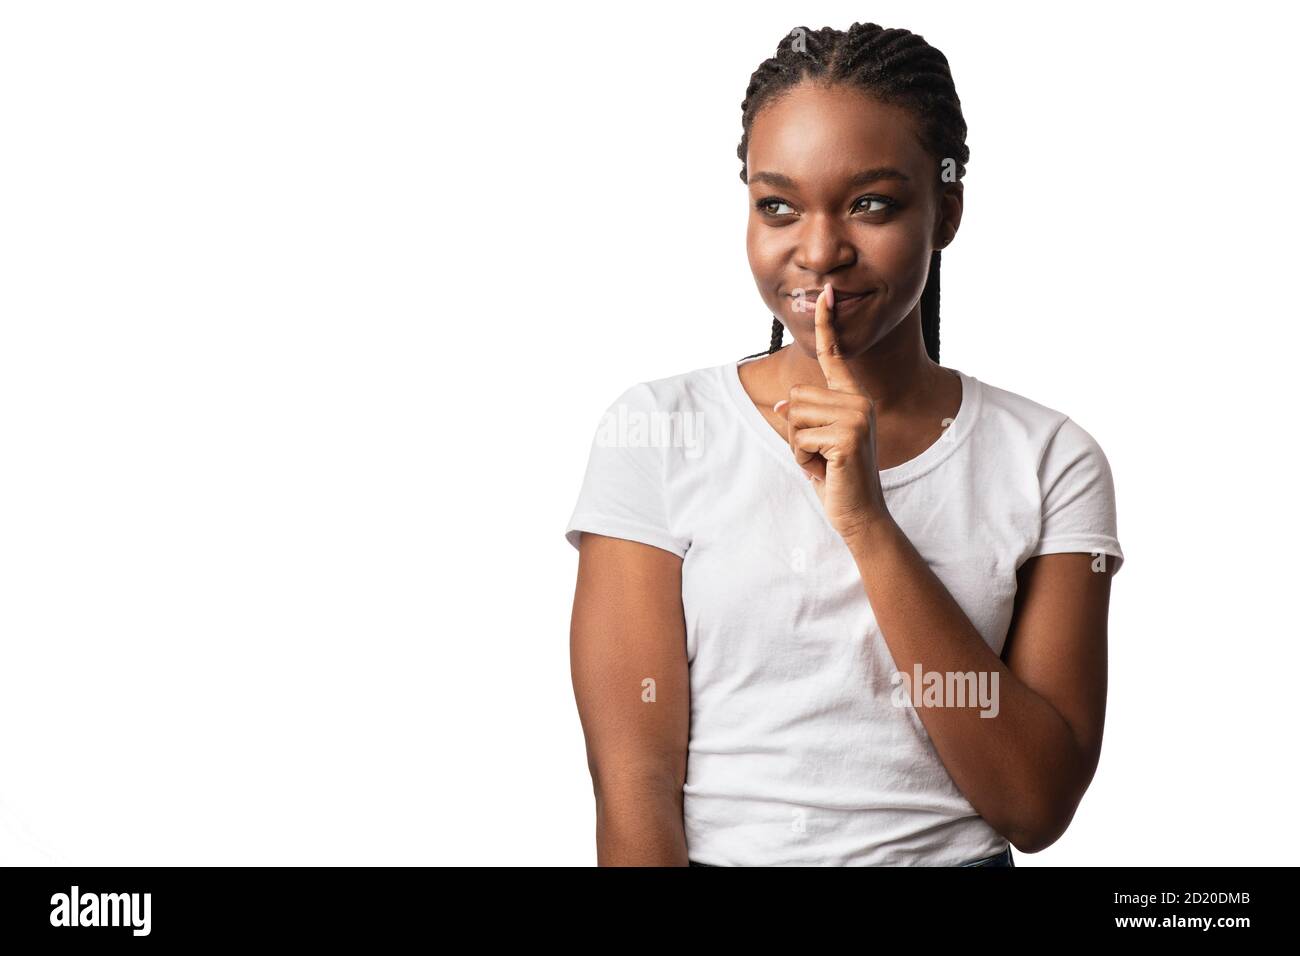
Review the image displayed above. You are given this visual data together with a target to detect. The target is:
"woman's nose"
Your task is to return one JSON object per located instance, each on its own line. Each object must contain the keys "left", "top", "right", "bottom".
{"left": 793, "top": 213, "right": 855, "bottom": 274}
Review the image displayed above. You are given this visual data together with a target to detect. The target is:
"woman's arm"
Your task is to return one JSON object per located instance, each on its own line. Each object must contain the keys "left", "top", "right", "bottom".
{"left": 778, "top": 286, "right": 1115, "bottom": 854}
{"left": 569, "top": 531, "right": 691, "bottom": 866}
{"left": 844, "top": 522, "right": 1113, "bottom": 854}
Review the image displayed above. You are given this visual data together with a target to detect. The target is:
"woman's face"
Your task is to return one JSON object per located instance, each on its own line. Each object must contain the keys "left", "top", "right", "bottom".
{"left": 745, "top": 82, "right": 961, "bottom": 359}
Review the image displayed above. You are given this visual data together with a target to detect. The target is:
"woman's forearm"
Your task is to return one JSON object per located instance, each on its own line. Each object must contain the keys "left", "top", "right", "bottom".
{"left": 842, "top": 517, "right": 1090, "bottom": 852}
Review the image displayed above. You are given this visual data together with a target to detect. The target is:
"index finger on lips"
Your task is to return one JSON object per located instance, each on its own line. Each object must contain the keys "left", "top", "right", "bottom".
{"left": 814, "top": 282, "right": 863, "bottom": 395}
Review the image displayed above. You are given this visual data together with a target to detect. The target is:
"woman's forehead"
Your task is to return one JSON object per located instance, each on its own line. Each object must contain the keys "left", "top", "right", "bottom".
{"left": 747, "top": 84, "right": 930, "bottom": 182}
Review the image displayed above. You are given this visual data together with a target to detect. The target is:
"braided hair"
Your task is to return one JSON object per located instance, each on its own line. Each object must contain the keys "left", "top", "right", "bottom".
{"left": 738, "top": 23, "right": 969, "bottom": 362}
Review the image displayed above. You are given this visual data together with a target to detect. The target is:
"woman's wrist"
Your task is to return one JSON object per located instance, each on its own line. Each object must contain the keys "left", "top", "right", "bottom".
{"left": 839, "top": 509, "right": 903, "bottom": 558}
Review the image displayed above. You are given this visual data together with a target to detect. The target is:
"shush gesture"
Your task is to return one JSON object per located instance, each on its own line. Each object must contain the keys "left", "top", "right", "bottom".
{"left": 774, "top": 282, "right": 892, "bottom": 543}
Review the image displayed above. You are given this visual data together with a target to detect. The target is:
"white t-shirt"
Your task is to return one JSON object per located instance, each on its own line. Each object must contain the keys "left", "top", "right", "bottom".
{"left": 564, "top": 354, "right": 1124, "bottom": 866}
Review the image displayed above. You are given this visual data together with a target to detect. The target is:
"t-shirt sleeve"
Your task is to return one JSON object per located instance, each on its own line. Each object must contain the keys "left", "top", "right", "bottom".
{"left": 1026, "top": 416, "right": 1125, "bottom": 575}
{"left": 563, "top": 382, "right": 688, "bottom": 558}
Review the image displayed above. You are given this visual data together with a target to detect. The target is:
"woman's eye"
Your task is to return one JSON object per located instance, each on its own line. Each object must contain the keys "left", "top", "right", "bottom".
{"left": 854, "top": 196, "right": 895, "bottom": 214}
{"left": 756, "top": 199, "right": 794, "bottom": 216}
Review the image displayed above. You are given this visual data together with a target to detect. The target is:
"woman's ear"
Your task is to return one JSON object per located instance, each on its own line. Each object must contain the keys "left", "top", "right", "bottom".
{"left": 934, "top": 180, "right": 964, "bottom": 249}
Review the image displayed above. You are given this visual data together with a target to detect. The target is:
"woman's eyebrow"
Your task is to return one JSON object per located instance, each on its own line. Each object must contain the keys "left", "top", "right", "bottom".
{"left": 749, "top": 166, "right": 911, "bottom": 189}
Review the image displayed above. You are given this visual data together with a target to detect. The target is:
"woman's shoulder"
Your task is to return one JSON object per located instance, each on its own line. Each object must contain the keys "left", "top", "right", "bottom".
{"left": 966, "top": 370, "right": 1114, "bottom": 469}
{"left": 597, "top": 358, "right": 738, "bottom": 414}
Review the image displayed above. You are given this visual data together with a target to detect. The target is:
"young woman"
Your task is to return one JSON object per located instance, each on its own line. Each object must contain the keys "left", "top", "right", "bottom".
{"left": 565, "top": 22, "right": 1123, "bottom": 867}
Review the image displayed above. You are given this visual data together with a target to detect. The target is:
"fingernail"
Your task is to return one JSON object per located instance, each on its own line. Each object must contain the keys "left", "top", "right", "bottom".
{"left": 773, "top": 399, "right": 788, "bottom": 413}
{"left": 825, "top": 284, "right": 835, "bottom": 310}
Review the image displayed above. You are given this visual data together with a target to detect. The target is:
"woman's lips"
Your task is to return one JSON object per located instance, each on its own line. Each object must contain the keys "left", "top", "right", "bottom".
{"left": 788, "top": 290, "right": 874, "bottom": 313}
{"left": 835, "top": 291, "right": 873, "bottom": 311}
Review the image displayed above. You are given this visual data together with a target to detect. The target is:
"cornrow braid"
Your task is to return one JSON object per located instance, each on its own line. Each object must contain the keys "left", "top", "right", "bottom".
{"left": 737, "top": 23, "right": 969, "bottom": 363}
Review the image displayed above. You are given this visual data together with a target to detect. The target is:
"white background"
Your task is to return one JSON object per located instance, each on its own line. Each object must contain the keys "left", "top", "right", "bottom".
{"left": 1, "top": 1, "right": 1295, "bottom": 865}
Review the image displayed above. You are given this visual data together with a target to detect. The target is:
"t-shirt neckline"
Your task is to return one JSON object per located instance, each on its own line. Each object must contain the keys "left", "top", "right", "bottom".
{"left": 723, "top": 353, "right": 983, "bottom": 490}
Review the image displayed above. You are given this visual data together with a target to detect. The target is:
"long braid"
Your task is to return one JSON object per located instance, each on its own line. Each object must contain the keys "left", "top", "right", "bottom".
{"left": 921, "top": 250, "right": 941, "bottom": 361}
{"left": 736, "top": 23, "right": 969, "bottom": 363}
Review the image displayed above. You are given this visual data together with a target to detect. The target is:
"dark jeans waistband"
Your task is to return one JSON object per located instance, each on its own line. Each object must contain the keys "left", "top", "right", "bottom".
{"left": 958, "top": 845, "right": 1014, "bottom": 867}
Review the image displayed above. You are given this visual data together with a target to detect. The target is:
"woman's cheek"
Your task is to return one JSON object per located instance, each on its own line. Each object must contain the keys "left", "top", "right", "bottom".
{"left": 866, "top": 226, "right": 932, "bottom": 304}
{"left": 746, "top": 231, "right": 785, "bottom": 308}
